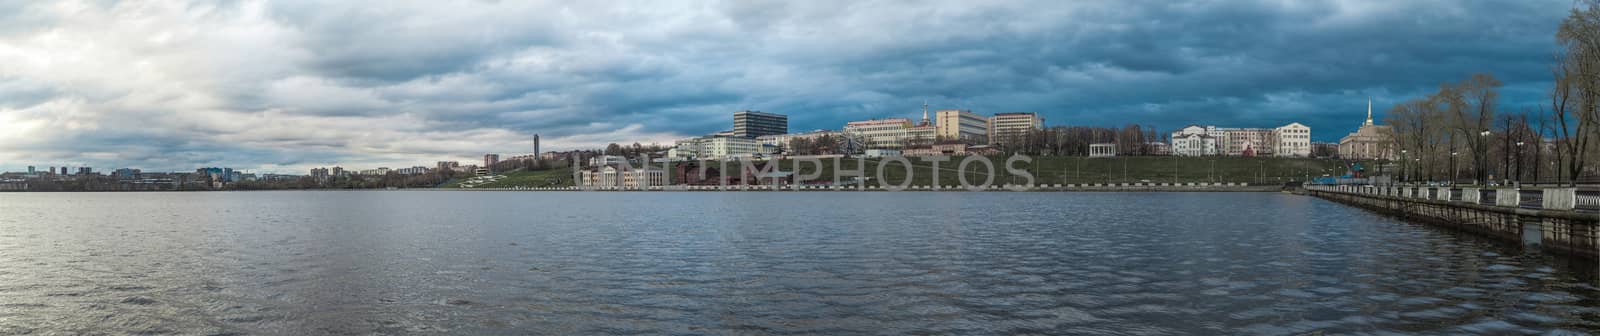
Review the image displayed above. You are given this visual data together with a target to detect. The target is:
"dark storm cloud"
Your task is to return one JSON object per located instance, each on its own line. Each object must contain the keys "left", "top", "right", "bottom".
{"left": 0, "top": 0, "right": 1576, "bottom": 172}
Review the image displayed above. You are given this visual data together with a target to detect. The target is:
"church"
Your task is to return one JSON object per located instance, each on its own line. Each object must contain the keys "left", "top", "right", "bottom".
{"left": 1338, "top": 99, "right": 1396, "bottom": 160}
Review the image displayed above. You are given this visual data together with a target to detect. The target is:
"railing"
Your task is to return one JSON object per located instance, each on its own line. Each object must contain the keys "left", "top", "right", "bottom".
{"left": 1305, "top": 184, "right": 1583, "bottom": 212}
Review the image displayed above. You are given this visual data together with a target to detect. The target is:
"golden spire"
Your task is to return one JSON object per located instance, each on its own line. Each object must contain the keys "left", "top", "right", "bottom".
{"left": 1365, "top": 98, "right": 1373, "bottom": 126}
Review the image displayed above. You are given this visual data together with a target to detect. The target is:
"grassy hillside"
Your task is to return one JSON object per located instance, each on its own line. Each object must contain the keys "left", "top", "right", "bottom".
{"left": 439, "top": 168, "right": 575, "bottom": 188}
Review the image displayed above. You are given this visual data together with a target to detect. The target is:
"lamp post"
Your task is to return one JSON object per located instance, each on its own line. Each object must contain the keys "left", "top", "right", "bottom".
{"left": 1479, "top": 130, "right": 1491, "bottom": 185}
{"left": 1450, "top": 151, "right": 1459, "bottom": 186}
{"left": 1514, "top": 141, "right": 1525, "bottom": 185}
{"left": 1400, "top": 149, "right": 1408, "bottom": 182}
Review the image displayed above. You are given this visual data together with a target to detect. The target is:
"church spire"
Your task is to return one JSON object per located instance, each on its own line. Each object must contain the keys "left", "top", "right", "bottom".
{"left": 1365, "top": 98, "right": 1373, "bottom": 126}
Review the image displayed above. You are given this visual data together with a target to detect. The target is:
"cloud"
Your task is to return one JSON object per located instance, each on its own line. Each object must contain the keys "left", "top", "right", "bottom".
{"left": 0, "top": 0, "right": 1575, "bottom": 173}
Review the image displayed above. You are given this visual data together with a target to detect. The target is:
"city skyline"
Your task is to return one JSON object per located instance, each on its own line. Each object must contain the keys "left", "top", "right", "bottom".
{"left": 0, "top": 1, "right": 1573, "bottom": 173}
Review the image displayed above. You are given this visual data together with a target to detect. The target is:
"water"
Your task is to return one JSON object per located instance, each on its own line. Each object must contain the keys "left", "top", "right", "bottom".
{"left": 0, "top": 191, "right": 1597, "bottom": 335}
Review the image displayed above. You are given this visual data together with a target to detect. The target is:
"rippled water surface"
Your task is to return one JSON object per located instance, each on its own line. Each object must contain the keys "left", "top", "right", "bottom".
{"left": 1, "top": 191, "right": 1598, "bottom": 335}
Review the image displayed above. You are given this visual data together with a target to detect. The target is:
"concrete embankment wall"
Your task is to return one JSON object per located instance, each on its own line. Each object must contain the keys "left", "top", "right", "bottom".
{"left": 451, "top": 182, "right": 1278, "bottom": 192}
{"left": 1307, "top": 186, "right": 1599, "bottom": 260}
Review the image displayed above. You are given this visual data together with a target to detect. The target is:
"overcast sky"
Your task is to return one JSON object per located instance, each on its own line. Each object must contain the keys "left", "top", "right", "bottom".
{"left": 0, "top": 0, "right": 1574, "bottom": 173}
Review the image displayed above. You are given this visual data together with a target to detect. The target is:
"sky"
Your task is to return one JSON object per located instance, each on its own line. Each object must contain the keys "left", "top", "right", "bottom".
{"left": 0, "top": 0, "right": 1576, "bottom": 173}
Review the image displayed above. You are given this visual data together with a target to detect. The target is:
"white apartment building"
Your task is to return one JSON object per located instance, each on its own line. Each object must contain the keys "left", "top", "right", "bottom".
{"left": 988, "top": 112, "right": 1044, "bottom": 145}
{"left": 936, "top": 109, "right": 988, "bottom": 144}
{"left": 1274, "top": 122, "right": 1312, "bottom": 157}
{"left": 844, "top": 118, "right": 935, "bottom": 150}
{"left": 672, "top": 136, "right": 771, "bottom": 160}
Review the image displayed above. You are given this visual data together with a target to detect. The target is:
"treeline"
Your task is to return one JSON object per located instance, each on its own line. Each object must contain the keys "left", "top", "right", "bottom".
{"left": 1386, "top": 2, "right": 1600, "bottom": 185}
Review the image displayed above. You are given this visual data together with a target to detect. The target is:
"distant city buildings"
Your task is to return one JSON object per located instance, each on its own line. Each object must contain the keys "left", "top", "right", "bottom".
{"left": 1168, "top": 122, "right": 1311, "bottom": 157}
{"left": 733, "top": 110, "right": 788, "bottom": 138}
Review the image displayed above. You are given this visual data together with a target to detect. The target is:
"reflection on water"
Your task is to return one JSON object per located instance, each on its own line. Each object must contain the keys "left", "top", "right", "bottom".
{"left": 0, "top": 191, "right": 1596, "bottom": 335}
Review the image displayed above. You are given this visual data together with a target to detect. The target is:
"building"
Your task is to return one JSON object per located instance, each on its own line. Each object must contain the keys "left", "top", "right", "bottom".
{"left": 483, "top": 154, "right": 499, "bottom": 169}
{"left": 1339, "top": 99, "right": 1396, "bottom": 160}
{"left": 588, "top": 155, "right": 629, "bottom": 167}
{"left": 733, "top": 110, "right": 788, "bottom": 138}
{"left": 331, "top": 166, "right": 344, "bottom": 177}
{"left": 578, "top": 165, "right": 667, "bottom": 188}
{"left": 672, "top": 135, "right": 774, "bottom": 160}
{"left": 988, "top": 112, "right": 1044, "bottom": 145}
{"left": 936, "top": 109, "right": 988, "bottom": 144}
{"left": 1089, "top": 143, "right": 1118, "bottom": 158}
{"left": 396, "top": 166, "right": 430, "bottom": 175}
{"left": 533, "top": 134, "right": 540, "bottom": 160}
{"left": 756, "top": 130, "right": 841, "bottom": 151}
{"left": 309, "top": 167, "right": 329, "bottom": 179}
{"left": 1219, "top": 128, "right": 1275, "bottom": 156}
{"left": 1170, "top": 125, "right": 1221, "bottom": 156}
{"left": 1274, "top": 122, "right": 1312, "bottom": 157}
{"left": 1312, "top": 142, "right": 1339, "bottom": 158}
{"left": 863, "top": 149, "right": 901, "bottom": 158}
{"left": 844, "top": 118, "right": 914, "bottom": 150}
{"left": 1146, "top": 142, "right": 1172, "bottom": 156}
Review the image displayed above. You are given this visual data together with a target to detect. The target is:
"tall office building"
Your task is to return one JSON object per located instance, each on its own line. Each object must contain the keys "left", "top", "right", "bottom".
{"left": 484, "top": 154, "right": 500, "bottom": 169}
{"left": 936, "top": 109, "right": 988, "bottom": 144}
{"left": 987, "top": 112, "right": 1044, "bottom": 145}
{"left": 733, "top": 111, "right": 788, "bottom": 138}
{"left": 533, "top": 134, "right": 541, "bottom": 159}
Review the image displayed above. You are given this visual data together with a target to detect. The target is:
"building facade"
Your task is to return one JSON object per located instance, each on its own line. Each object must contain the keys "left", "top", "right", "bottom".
{"left": 1339, "top": 100, "right": 1396, "bottom": 160}
{"left": 1274, "top": 122, "right": 1312, "bottom": 157}
{"left": 844, "top": 118, "right": 934, "bottom": 150}
{"left": 672, "top": 135, "right": 773, "bottom": 160}
{"left": 935, "top": 109, "right": 988, "bottom": 144}
{"left": 1170, "top": 125, "right": 1221, "bottom": 156}
{"left": 988, "top": 112, "right": 1044, "bottom": 145}
{"left": 1219, "top": 128, "right": 1275, "bottom": 156}
{"left": 733, "top": 110, "right": 788, "bottom": 138}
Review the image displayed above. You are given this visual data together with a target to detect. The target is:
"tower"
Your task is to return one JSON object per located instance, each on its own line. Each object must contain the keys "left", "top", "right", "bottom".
{"left": 921, "top": 101, "right": 930, "bottom": 126}
{"left": 534, "top": 134, "right": 540, "bottom": 158}
{"left": 1365, "top": 98, "right": 1374, "bottom": 126}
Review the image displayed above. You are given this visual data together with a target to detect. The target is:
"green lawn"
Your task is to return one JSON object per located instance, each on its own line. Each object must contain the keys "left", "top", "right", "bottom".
{"left": 439, "top": 168, "right": 575, "bottom": 188}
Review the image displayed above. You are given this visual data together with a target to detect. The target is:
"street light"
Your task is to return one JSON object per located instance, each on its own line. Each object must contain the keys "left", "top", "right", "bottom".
{"left": 1515, "top": 141, "right": 1525, "bottom": 185}
{"left": 1451, "top": 151, "right": 1458, "bottom": 185}
{"left": 1400, "top": 149, "right": 1408, "bottom": 183}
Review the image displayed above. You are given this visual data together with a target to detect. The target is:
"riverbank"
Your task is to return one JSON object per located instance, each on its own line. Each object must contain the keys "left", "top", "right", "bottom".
{"left": 441, "top": 182, "right": 1281, "bottom": 192}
